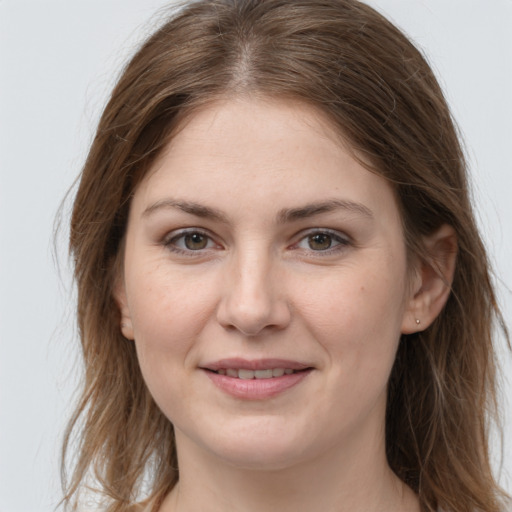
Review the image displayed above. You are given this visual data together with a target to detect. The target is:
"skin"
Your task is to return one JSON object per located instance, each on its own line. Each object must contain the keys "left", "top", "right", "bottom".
{"left": 116, "top": 98, "right": 455, "bottom": 512}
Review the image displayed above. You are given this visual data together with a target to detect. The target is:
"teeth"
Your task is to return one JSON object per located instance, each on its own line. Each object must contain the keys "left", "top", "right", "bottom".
{"left": 238, "top": 369, "right": 255, "bottom": 380}
{"left": 254, "top": 369, "right": 273, "bottom": 379}
{"left": 216, "top": 368, "right": 298, "bottom": 379}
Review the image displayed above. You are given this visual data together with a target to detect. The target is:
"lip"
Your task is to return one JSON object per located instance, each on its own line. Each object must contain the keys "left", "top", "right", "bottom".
{"left": 202, "top": 358, "right": 311, "bottom": 372}
{"left": 200, "top": 358, "right": 313, "bottom": 400}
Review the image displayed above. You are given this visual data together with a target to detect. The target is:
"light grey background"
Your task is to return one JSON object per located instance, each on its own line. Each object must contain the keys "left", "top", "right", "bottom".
{"left": 0, "top": 1, "right": 511, "bottom": 511}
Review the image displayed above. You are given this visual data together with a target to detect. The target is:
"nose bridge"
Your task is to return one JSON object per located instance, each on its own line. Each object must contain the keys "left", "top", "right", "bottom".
{"left": 235, "top": 245, "right": 272, "bottom": 306}
{"left": 217, "top": 240, "right": 290, "bottom": 336}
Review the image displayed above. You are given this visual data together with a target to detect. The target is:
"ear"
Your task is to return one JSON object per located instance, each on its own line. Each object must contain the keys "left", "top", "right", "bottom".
{"left": 113, "top": 279, "right": 135, "bottom": 340}
{"left": 401, "top": 224, "right": 457, "bottom": 334}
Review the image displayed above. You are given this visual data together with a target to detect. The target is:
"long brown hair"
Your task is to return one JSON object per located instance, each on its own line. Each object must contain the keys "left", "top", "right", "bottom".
{"left": 64, "top": 1, "right": 510, "bottom": 511}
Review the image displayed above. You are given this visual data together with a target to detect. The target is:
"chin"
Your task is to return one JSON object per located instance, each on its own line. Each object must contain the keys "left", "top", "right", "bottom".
{"left": 215, "top": 442, "right": 309, "bottom": 471}
{"left": 191, "top": 416, "right": 319, "bottom": 471}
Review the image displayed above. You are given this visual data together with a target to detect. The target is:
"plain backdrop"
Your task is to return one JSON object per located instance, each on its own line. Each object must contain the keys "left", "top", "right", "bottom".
{"left": 0, "top": 1, "right": 511, "bottom": 511}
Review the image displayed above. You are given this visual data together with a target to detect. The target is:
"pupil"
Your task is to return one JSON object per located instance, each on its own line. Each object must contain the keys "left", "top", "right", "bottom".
{"left": 309, "top": 233, "right": 331, "bottom": 250}
{"left": 185, "top": 233, "right": 207, "bottom": 250}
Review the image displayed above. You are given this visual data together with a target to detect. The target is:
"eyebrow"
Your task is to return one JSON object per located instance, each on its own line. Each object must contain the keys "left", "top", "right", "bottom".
{"left": 142, "top": 199, "right": 229, "bottom": 223}
{"left": 142, "top": 198, "right": 374, "bottom": 223}
{"left": 276, "top": 199, "right": 374, "bottom": 223}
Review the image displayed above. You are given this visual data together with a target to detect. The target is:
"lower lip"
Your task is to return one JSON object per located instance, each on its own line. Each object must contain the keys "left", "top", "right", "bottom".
{"left": 203, "top": 369, "right": 312, "bottom": 400}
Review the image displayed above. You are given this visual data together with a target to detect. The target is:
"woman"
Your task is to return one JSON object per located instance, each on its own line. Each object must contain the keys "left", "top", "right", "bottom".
{"left": 62, "top": 0, "right": 510, "bottom": 511}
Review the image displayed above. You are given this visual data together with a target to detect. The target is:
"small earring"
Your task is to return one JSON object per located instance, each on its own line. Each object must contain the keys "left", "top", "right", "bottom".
{"left": 415, "top": 319, "right": 421, "bottom": 325}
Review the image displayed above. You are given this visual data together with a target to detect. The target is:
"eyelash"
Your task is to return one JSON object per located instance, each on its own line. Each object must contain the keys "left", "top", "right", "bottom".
{"left": 163, "top": 228, "right": 221, "bottom": 256}
{"left": 291, "top": 229, "right": 351, "bottom": 255}
{"left": 162, "top": 228, "right": 351, "bottom": 256}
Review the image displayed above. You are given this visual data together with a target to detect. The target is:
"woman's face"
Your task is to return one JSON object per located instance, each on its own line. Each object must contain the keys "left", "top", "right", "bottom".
{"left": 117, "top": 98, "right": 418, "bottom": 470}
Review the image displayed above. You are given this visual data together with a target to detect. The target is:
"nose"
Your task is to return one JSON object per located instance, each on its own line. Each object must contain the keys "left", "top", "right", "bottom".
{"left": 216, "top": 248, "right": 291, "bottom": 337}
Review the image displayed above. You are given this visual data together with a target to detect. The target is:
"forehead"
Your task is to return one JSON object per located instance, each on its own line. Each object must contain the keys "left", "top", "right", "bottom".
{"left": 131, "top": 97, "right": 399, "bottom": 226}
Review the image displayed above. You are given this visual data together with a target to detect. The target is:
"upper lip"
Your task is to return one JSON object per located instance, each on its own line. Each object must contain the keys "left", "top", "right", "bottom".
{"left": 201, "top": 358, "right": 312, "bottom": 371}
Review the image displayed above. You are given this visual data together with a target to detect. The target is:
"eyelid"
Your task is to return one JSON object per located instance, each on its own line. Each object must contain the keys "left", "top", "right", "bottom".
{"left": 163, "top": 228, "right": 222, "bottom": 254}
{"left": 162, "top": 227, "right": 352, "bottom": 256}
{"left": 290, "top": 228, "right": 352, "bottom": 252}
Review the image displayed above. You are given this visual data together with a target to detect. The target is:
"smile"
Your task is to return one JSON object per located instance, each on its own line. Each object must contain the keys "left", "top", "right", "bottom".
{"left": 202, "top": 359, "right": 313, "bottom": 400}
{"left": 214, "top": 368, "right": 297, "bottom": 379}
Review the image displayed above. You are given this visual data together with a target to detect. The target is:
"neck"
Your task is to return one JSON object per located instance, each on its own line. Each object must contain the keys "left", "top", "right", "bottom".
{"left": 159, "top": 427, "right": 419, "bottom": 512}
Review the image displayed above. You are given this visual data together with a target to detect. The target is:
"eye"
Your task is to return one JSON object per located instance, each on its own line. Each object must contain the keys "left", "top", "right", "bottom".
{"left": 294, "top": 230, "right": 350, "bottom": 252}
{"left": 165, "top": 229, "right": 219, "bottom": 253}
{"left": 306, "top": 233, "right": 334, "bottom": 251}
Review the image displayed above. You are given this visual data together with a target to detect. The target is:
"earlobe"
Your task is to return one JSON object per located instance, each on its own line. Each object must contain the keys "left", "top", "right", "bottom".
{"left": 113, "top": 280, "right": 135, "bottom": 340}
{"left": 402, "top": 224, "right": 457, "bottom": 334}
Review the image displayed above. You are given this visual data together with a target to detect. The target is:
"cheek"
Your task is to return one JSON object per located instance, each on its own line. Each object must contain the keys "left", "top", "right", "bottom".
{"left": 126, "top": 265, "right": 221, "bottom": 417}
{"left": 294, "top": 263, "right": 406, "bottom": 367}
{"left": 126, "top": 263, "right": 218, "bottom": 359}
{"left": 295, "top": 266, "right": 406, "bottom": 427}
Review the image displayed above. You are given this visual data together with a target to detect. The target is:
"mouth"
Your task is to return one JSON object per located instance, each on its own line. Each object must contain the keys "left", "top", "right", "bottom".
{"left": 200, "top": 359, "right": 313, "bottom": 399}
{"left": 208, "top": 368, "right": 306, "bottom": 379}
{"left": 201, "top": 358, "right": 312, "bottom": 377}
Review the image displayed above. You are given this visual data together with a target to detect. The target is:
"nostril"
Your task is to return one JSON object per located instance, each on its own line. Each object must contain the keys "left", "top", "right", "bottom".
{"left": 215, "top": 267, "right": 292, "bottom": 335}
